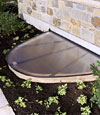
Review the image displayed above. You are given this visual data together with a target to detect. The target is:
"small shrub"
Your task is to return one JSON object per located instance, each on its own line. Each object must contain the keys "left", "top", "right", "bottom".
{"left": 90, "top": 61, "right": 100, "bottom": 108}
{"left": 58, "top": 84, "right": 67, "bottom": 96}
{"left": 15, "top": 96, "right": 28, "bottom": 108}
{"left": 77, "top": 81, "right": 86, "bottom": 90}
{"left": 0, "top": 12, "right": 25, "bottom": 36}
{"left": 21, "top": 79, "right": 31, "bottom": 88}
{"left": 77, "top": 95, "right": 87, "bottom": 105}
{"left": 81, "top": 106, "right": 91, "bottom": 115}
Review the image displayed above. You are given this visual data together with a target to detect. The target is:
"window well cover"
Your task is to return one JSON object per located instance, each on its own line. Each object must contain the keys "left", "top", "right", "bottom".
{"left": 7, "top": 32, "right": 100, "bottom": 78}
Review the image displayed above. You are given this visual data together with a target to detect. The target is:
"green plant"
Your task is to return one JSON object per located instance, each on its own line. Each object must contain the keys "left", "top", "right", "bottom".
{"left": 90, "top": 61, "right": 100, "bottom": 108}
{"left": 77, "top": 95, "right": 87, "bottom": 105}
{"left": 36, "top": 100, "right": 43, "bottom": 105}
{"left": 0, "top": 12, "right": 25, "bottom": 36}
{"left": 5, "top": 79, "right": 15, "bottom": 87}
{"left": 21, "top": 79, "right": 31, "bottom": 88}
{"left": 44, "top": 96, "right": 59, "bottom": 109}
{"left": 15, "top": 96, "right": 28, "bottom": 108}
{"left": 0, "top": 76, "right": 6, "bottom": 82}
{"left": 0, "top": 76, "right": 15, "bottom": 88}
{"left": 55, "top": 107, "right": 67, "bottom": 115}
{"left": 81, "top": 106, "right": 91, "bottom": 115}
{"left": 13, "top": 36, "right": 19, "bottom": 41}
{"left": 24, "top": 33, "right": 29, "bottom": 38}
{"left": 31, "top": 113, "right": 39, "bottom": 115}
{"left": 77, "top": 81, "right": 86, "bottom": 90}
{"left": 0, "top": 67, "right": 2, "bottom": 71}
{"left": 35, "top": 84, "right": 43, "bottom": 93}
{"left": 26, "top": 25, "right": 32, "bottom": 30}
{"left": 58, "top": 84, "right": 67, "bottom": 96}
{"left": 3, "top": 49, "right": 10, "bottom": 55}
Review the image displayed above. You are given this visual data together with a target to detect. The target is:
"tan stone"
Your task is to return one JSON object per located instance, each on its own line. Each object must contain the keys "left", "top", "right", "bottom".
{"left": 53, "top": 18, "right": 61, "bottom": 27}
{"left": 72, "top": 27, "right": 81, "bottom": 37}
{"left": 32, "top": 2, "right": 36, "bottom": 10}
{"left": 93, "top": 8, "right": 100, "bottom": 16}
{"left": 61, "top": 22, "right": 71, "bottom": 32}
{"left": 31, "top": 11, "right": 41, "bottom": 19}
{"left": 71, "top": 8, "right": 91, "bottom": 23}
{"left": 47, "top": 8, "right": 53, "bottom": 16}
{"left": 65, "top": 1, "right": 73, "bottom": 8}
{"left": 81, "top": 22, "right": 94, "bottom": 31}
{"left": 64, "top": 16, "right": 70, "bottom": 22}
{"left": 94, "top": 30, "right": 100, "bottom": 46}
{"left": 91, "top": 17, "right": 100, "bottom": 28}
{"left": 70, "top": 18, "right": 81, "bottom": 27}
{"left": 27, "top": 7, "right": 32, "bottom": 14}
{"left": 58, "top": 0, "right": 65, "bottom": 9}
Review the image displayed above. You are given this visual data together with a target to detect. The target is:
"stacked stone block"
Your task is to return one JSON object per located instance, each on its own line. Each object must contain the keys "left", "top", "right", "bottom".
{"left": 18, "top": 0, "right": 100, "bottom": 47}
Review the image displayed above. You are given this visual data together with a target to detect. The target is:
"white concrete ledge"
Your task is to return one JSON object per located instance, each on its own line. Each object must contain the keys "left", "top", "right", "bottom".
{"left": 68, "top": 0, "right": 100, "bottom": 8}
{"left": 22, "top": 13, "right": 100, "bottom": 56}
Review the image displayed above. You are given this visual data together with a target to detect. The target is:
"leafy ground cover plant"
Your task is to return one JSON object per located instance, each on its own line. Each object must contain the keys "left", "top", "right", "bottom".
{"left": 0, "top": 75, "right": 15, "bottom": 88}
{"left": 58, "top": 84, "right": 67, "bottom": 96}
{"left": 55, "top": 107, "right": 67, "bottom": 115}
{"left": 15, "top": 96, "right": 28, "bottom": 108}
{"left": 90, "top": 60, "right": 100, "bottom": 108}
{"left": 77, "top": 94, "right": 87, "bottom": 105}
{"left": 77, "top": 81, "right": 86, "bottom": 90}
{"left": 2, "top": 49, "right": 10, "bottom": 55}
{"left": 80, "top": 106, "right": 91, "bottom": 115}
{"left": 35, "top": 84, "right": 43, "bottom": 93}
{"left": 36, "top": 100, "right": 43, "bottom": 105}
{"left": 44, "top": 96, "right": 59, "bottom": 109}
{"left": 13, "top": 36, "right": 19, "bottom": 41}
{"left": 36, "top": 96, "right": 59, "bottom": 109}
{"left": 21, "top": 79, "right": 31, "bottom": 88}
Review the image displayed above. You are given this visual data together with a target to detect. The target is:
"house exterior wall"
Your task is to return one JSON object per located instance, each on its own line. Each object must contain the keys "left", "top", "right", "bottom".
{"left": 18, "top": 0, "right": 100, "bottom": 48}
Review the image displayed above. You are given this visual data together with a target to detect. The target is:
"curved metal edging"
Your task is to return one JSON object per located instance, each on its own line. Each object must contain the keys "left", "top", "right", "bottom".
{"left": 9, "top": 65, "right": 98, "bottom": 83}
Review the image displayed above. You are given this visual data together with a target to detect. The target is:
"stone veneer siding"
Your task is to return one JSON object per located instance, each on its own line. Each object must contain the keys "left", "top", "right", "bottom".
{"left": 18, "top": 0, "right": 100, "bottom": 47}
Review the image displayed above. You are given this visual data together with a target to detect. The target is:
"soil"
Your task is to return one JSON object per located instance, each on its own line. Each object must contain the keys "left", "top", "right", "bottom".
{"left": 0, "top": 8, "right": 100, "bottom": 115}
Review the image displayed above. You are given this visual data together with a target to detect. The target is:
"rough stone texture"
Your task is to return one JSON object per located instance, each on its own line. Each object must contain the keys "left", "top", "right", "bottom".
{"left": 72, "top": 26, "right": 81, "bottom": 37}
{"left": 71, "top": 8, "right": 91, "bottom": 23}
{"left": 53, "top": 18, "right": 61, "bottom": 27}
{"left": 32, "top": 2, "right": 37, "bottom": 10}
{"left": 47, "top": 8, "right": 53, "bottom": 16}
{"left": 81, "top": 28, "right": 94, "bottom": 43}
{"left": 94, "top": 30, "right": 100, "bottom": 46}
{"left": 58, "top": 0, "right": 65, "bottom": 9}
{"left": 65, "top": 1, "right": 73, "bottom": 8}
{"left": 18, "top": 0, "right": 100, "bottom": 47}
{"left": 27, "top": 7, "right": 32, "bottom": 14}
{"left": 91, "top": 17, "right": 100, "bottom": 28}
{"left": 60, "top": 22, "right": 71, "bottom": 32}
{"left": 93, "top": 8, "right": 100, "bottom": 16}
{"left": 70, "top": 18, "right": 81, "bottom": 27}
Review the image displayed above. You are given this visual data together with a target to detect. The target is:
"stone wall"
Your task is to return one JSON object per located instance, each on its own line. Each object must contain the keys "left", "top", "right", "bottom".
{"left": 18, "top": 0, "right": 100, "bottom": 48}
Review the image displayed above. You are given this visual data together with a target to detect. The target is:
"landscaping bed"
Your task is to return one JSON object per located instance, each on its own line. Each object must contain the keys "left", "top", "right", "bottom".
{"left": 0, "top": 1, "right": 100, "bottom": 115}
{"left": 0, "top": 20, "right": 100, "bottom": 115}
